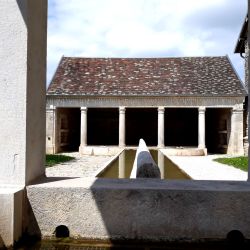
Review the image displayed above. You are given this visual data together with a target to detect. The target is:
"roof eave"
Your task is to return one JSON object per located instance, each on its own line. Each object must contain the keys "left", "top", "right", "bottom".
{"left": 234, "top": 14, "right": 248, "bottom": 53}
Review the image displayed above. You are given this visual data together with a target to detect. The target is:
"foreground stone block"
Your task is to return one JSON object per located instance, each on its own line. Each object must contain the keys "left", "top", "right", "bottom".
{"left": 27, "top": 178, "right": 250, "bottom": 241}
{"left": 0, "top": 187, "right": 23, "bottom": 248}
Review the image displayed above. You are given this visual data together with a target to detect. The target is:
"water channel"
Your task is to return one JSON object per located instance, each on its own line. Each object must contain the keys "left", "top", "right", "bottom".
{"left": 97, "top": 150, "right": 190, "bottom": 179}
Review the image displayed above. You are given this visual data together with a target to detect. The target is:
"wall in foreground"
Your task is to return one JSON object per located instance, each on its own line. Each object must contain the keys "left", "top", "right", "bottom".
{"left": 0, "top": 188, "right": 23, "bottom": 248}
{"left": 27, "top": 178, "right": 250, "bottom": 241}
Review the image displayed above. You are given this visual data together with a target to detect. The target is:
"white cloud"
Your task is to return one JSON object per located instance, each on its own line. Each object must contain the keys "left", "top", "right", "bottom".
{"left": 47, "top": 0, "right": 247, "bottom": 84}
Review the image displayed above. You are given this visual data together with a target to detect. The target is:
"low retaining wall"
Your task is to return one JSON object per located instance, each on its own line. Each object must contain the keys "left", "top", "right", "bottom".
{"left": 27, "top": 178, "right": 250, "bottom": 241}
{"left": 162, "top": 148, "right": 207, "bottom": 156}
{"left": 80, "top": 146, "right": 122, "bottom": 156}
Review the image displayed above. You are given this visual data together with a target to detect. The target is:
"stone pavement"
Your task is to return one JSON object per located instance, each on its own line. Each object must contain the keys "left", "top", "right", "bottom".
{"left": 46, "top": 152, "right": 113, "bottom": 178}
{"left": 167, "top": 155, "right": 248, "bottom": 181}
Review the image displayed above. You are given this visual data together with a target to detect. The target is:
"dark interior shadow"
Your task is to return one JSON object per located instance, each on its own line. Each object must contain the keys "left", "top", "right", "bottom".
{"left": 15, "top": 191, "right": 41, "bottom": 249}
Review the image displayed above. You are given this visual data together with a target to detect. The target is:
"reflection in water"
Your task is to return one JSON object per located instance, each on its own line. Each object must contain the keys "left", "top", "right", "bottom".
{"left": 158, "top": 150, "right": 164, "bottom": 179}
{"left": 98, "top": 150, "right": 190, "bottom": 180}
{"left": 118, "top": 152, "right": 125, "bottom": 178}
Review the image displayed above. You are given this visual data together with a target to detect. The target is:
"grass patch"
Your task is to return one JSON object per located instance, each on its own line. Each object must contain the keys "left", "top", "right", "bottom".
{"left": 46, "top": 154, "right": 75, "bottom": 167}
{"left": 213, "top": 156, "right": 248, "bottom": 172}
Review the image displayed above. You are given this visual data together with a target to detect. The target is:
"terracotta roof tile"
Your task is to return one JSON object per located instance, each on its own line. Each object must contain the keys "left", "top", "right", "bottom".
{"left": 47, "top": 56, "right": 246, "bottom": 97}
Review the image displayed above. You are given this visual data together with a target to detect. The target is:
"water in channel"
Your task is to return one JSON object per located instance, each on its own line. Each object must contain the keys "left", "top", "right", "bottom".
{"left": 97, "top": 150, "right": 190, "bottom": 179}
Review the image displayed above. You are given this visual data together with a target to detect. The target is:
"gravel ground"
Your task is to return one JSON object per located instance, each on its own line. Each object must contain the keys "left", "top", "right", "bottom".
{"left": 46, "top": 152, "right": 113, "bottom": 178}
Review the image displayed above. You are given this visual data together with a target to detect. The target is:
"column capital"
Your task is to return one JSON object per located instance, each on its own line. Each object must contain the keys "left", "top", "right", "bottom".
{"left": 81, "top": 107, "right": 88, "bottom": 112}
{"left": 47, "top": 105, "right": 56, "bottom": 112}
{"left": 232, "top": 108, "right": 244, "bottom": 114}
{"left": 198, "top": 106, "right": 206, "bottom": 113}
{"left": 119, "top": 106, "right": 126, "bottom": 113}
{"left": 158, "top": 106, "right": 165, "bottom": 113}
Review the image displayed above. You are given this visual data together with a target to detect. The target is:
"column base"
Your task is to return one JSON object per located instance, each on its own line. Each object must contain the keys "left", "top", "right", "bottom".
{"left": 227, "top": 147, "right": 244, "bottom": 156}
{"left": 198, "top": 146, "right": 207, "bottom": 156}
{"left": 158, "top": 144, "right": 165, "bottom": 148}
{"left": 79, "top": 145, "right": 92, "bottom": 155}
{"left": 46, "top": 145, "right": 56, "bottom": 154}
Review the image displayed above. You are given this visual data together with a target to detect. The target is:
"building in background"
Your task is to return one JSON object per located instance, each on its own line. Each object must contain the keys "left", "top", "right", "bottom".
{"left": 46, "top": 56, "right": 246, "bottom": 156}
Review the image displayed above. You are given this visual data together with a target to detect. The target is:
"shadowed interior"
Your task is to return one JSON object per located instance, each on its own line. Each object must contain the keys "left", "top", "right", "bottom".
{"left": 88, "top": 108, "right": 119, "bottom": 146}
{"left": 125, "top": 108, "right": 158, "bottom": 146}
{"left": 165, "top": 108, "right": 198, "bottom": 147}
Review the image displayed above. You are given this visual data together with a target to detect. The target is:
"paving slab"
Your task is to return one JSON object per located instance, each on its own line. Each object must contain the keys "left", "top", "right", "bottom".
{"left": 167, "top": 155, "right": 247, "bottom": 181}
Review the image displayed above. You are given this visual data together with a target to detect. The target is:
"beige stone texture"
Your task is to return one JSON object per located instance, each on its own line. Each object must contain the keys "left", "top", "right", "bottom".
{"left": 0, "top": 0, "right": 47, "bottom": 185}
{"left": 27, "top": 178, "right": 250, "bottom": 241}
{"left": 228, "top": 108, "right": 244, "bottom": 155}
{"left": 0, "top": 187, "right": 23, "bottom": 248}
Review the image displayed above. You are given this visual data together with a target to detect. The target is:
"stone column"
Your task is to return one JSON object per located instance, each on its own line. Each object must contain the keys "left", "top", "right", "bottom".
{"left": 46, "top": 106, "right": 57, "bottom": 154}
{"left": 228, "top": 108, "right": 244, "bottom": 156}
{"left": 80, "top": 107, "right": 88, "bottom": 149}
{"left": 119, "top": 107, "right": 126, "bottom": 147}
{"left": 198, "top": 107, "right": 206, "bottom": 149}
{"left": 158, "top": 107, "right": 165, "bottom": 148}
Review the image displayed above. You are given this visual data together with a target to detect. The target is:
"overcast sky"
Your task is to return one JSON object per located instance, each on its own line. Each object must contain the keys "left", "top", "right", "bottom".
{"left": 47, "top": 0, "right": 247, "bottom": 85}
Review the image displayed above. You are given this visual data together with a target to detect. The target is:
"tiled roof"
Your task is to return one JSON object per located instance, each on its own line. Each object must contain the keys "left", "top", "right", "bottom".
{"left": 47, "top": 56, "right": 246, "bottom": 97}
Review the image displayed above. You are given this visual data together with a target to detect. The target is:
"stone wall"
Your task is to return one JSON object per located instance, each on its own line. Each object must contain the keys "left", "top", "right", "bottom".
{"left": 27, "top": 178, "right": 250, "bottom": 241}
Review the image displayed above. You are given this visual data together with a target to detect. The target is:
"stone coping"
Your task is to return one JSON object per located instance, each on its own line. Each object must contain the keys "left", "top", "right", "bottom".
{"left": 28, "top": 177, "right": 250, "bottom": 192}
{"left": 0, "top": 186, "right": 24, "bottom": 194}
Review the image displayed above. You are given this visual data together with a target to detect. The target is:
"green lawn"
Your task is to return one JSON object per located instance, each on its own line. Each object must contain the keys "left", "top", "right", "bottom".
{"left": 46, "top": 154, "right": 75, "bottom": 167}
{"left": 213, "top": 156, "right": 248, "bottom": 172}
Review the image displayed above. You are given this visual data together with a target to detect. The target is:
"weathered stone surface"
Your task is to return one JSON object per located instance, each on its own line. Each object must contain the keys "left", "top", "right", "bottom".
{"left": 131, "top": 139, "right": 160, "bottom": 178}
{"left": 0, "top": 187, "right": 23, "bottom": 248}
{"left": 27, "top": 178, "right": 250, "bottom": 241}
{"left": 228, "top": 108, "right": 244, "bottom": 155}
{"left": 0, "top": 0, "right": 47, "bottom": 185}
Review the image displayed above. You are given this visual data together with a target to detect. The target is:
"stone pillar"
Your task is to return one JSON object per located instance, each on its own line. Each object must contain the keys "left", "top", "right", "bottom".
{"left": 119, "top": 107, "right": 126, "bottom": 147}
{"left": 46, "top": 106, "right": 57, "bottom": 154}
{"left": 245, "top": 40, "right": 249, "bottom": 91}
{"left": 158, "top": 107, "right": 165, "bottom": 148}
{"left": 0, "top": 0, "right": 47, "bottom": 247}
{"left": 198, "top": 107, "right": 206, "bottom": 149}
{"left": 228, "top": 108, "right": 244, "bottom": 156}
{"left": 80, "top": 107, "right": 88, "bottom": 149}
{"left": 0, "top": 0, "right": 47, "bottom": 185}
